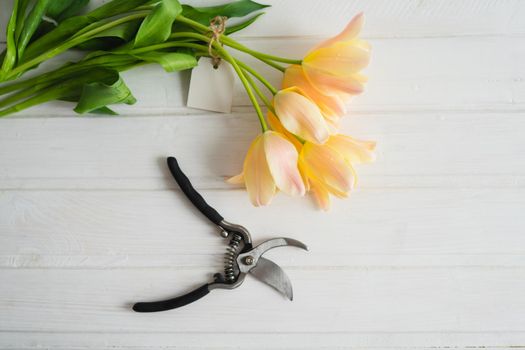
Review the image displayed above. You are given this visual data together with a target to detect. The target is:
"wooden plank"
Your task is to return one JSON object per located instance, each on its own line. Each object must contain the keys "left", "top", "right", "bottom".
{"left": 0, "top": 3, "right": 523, "bottom": 349}
{"left": 0, "top": 268, "right": 524, "bottom": 333}
{"left": 1, "top": 0, "right": 525, "bottom": 42}
{"left": 0, "top": 189, "right": 524, "bottom": 268}
{"left": 1, "top": 36, "right": 524, "bottom": 114}
{"left": 0, "top": 112, "right": 524, "bottom": 190}
{"left": 2, "top": 332, "right": 525, "bottom": 349}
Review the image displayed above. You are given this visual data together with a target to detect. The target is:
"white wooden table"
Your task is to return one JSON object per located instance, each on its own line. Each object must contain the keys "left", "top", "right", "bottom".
{"left": 1, "top": 0, "right": 524, "bottom": 348}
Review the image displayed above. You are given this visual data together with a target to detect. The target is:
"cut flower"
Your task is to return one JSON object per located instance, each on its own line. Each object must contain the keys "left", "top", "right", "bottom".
{"left": 273, "top": 87, "right": 331, "bottom": 144}
{"left": 228, "top": 131, "right": 305, "bottom": 206}
{"left": 299, "top": 134, "right": 376, "bottom": 210}
{"left": 302, "top": 13, "right": 371, "bottom": 102}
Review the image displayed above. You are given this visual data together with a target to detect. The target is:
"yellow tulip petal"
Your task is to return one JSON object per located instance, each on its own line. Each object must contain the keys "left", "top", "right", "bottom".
{"left": 327, "top": 135, "right": 376, "bottom": 164}
{"left": 274, "top": 88, "right": 330, "bottom": 144}
{"left": 226, "top": 173, "right": 245, "bottom": 185}
{"left": 283, "top": 65, "right": 347, "bottom": 119}
{"left": 263, "top": 131, "right": 306, "bottom": 197}
{"left": 243, "top": 134, "right": 276, "bottom": 206}
{"left": 313, "top": 12, "right": 364, "bottom": 51}
{"left": 303, "top": 68, "right": 366, "bottom": 99}
{"left": 300, "top": 142, "right": 355, "bottom": 197}
{"left": 324, "top": 116, "right": 341, "bottom": 134}
{"left": 309, "top": 179, "right": 331, "bottom": 211}
{"left": 267, "top": 111, "right": 303, "bottom": 151}
{"left": 304, "top": 40, "right": 371, "bottom": 77}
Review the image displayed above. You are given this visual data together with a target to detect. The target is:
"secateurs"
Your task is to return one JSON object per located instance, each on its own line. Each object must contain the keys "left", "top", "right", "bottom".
{"left": 132, "top": 157, "right": 308, "bottom": 312}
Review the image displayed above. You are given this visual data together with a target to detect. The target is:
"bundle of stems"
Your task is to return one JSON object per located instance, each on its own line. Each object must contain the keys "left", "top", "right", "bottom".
{"left": 0, "top": 0, "right": 300, "bottom": 120}
{"left": 2, "top": 1, "right": 376, "bottom": 209}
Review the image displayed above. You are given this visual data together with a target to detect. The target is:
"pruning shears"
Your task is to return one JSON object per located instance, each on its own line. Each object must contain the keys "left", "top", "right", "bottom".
{"left": 132, "top": 157, "right": 308, "bottom": 312}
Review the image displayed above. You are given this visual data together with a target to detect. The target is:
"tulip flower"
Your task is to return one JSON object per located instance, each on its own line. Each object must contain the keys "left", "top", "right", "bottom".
{"left": 228, "top": 131, "right": 306, "bottom": 206}
{"left": 222, "top": 11, "right": 373, "bottom": 209}
{"left": 273, "top": 87, "right": 331, "bottom": 144}
{"left": 267, "top": 111, "right": 303, "bottom": 151}
{"left": 299, "top": 134, "right": 376, "bottom": 210}
{"left": 302, "top": 13, "right": 371, "bottom": 102}
{"left": 283, "top": 64, "right": 346, "bottom": 132}
{"left": 325, "top": 134, "right": 376, "bottom": 164}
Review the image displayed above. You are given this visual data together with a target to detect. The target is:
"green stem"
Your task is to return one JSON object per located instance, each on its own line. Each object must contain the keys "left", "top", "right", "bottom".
{"left": 163, "top": 29, "right": 272, "bottom": 131}
{"left": 175, "top": 16, "right": 300, "bottom": 68}
{"left": 215, "top": 45, "right": 268, "bottom": 132}
{"left": 168, "top": 31, "right": 287, "bottom": 72}
{"left": 235, "top": 59, "right": 277, "bottom": 95}
{"left": 127, "top": 41, "right": 209, "bottom": 55}
{"left": 0, "top": 61, "right": 144, "bottom": 117}
{"left": 0, "top": 80, "right": 51, "bottom": 108}
{"left": 0, "top": 54, "right": 138, "bottom": 95}
{"left": 255, "top": 57, "right": 286, "bottom": 72}
{"left": 0, "top": 39, "right": 206, "bottom": 97}
{"left": 175, "top": 16, "right": 210, "bottom": 32}
{"left": 0, "top": 0, "right": 19, "bottom": 80}
{"left": 220, "top": 36, "right": 301, "bottom": 65}
{"left": 6, "top": 11, "right": 149, "bottom": 79}
{"left": 134, "top": 4, "right": 155, "bottom": 11}
{"left": 168, "top": 31, "right": 210, "bottom": 42}
{"left": 242, "top": 69, "right": 275, "bottom": 115}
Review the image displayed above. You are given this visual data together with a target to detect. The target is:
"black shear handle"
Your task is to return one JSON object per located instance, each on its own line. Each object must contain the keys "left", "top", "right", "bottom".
{"left": 133, "top": 284, "right": 210, "bottom": 312}
{"left": 167, "top": 157, "right": 224, "bottom": 225}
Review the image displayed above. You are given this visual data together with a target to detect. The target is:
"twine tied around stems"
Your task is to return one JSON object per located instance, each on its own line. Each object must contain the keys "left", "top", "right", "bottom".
{"left": 208, "top": 16, "right": 227, "bottom": 69}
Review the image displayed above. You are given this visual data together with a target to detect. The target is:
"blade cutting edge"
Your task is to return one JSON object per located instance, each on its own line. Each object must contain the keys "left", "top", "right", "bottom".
{"left": 249, "top": 257, "right": 293, "bottom": 300}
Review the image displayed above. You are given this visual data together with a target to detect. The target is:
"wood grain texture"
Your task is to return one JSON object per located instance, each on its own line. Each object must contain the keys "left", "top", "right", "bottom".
{"left": 1, "top": 268, "right": 524, "bottom": 333}
{"left": 0, "top": 0, "right": 524, "bottom": 349}
{"left": 1, "top": 0, "right": 525, "bottom": 41}
{"left": 1, "top": 189, "right": 524, "bottom": 268}
{"left": 1, "top": 112, "right": 524, "bottom": 190}
{"left": 3, "top": 333, "right": 525, "bottom": 350}
{"left": 1, "top": 36, "right": 524, "bottom": 114}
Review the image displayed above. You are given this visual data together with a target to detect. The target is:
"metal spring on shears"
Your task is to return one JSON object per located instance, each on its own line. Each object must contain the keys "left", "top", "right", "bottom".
{"left": 224, "top": 234, "right": 242, "bottom": 282}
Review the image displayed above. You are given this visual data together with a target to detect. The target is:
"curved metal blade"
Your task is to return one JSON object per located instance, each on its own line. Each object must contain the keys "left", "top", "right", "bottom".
{"left": 253, "top": 238, "right": 308, "bottom": 256}
{"left": 249, "top": 257, "right": 293, "bottom": 300}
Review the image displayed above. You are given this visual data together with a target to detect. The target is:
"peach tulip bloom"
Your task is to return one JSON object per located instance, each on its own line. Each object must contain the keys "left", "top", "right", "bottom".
{"left": 274, "top": 87, "right": 331, "bottom": 144}
{"left": 267, "top": 111, "right": 303, "bottom": 151}
{"left": 299, "top": 134, "right": 376, "bottom": 210}
{"left": 228, "top": 131, "right": 305, "bottom": 206}
{"left": 283, "top": 64, "right": 346, "bottom": 132}
{"left": 302, "top": 13, "right": 371, "bottom": 102}
{"left": 326, "top": 134, "right": 376, "bottom": 164}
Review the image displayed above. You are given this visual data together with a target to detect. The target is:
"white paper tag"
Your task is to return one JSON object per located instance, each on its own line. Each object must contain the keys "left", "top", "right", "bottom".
{"left": 187, "top": 57, "right": 235, "bottom": 113}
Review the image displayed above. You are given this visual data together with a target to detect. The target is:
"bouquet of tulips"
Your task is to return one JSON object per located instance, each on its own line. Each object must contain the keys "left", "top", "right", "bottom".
{"left": 0, "top": 0, "right": 375, "bottom": 210}
{"left": 228, "top": 13, "right": 376, "bottom": 209}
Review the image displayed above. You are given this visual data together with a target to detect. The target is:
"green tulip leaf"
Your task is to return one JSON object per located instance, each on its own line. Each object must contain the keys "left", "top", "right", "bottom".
{"left": 14, "top": 0, "right": 31, "bottom": 43}
{"left": 17, "top": 0, "right": 51, "bottom": 59}
{"left": 87, "top": 0, "right": 150, "bottom": 21}
{"left": 74, "top": 69, "right": 136, "bottom": 114}
{"left": 29, "top": 19, "right": 56, "bottom": 43}
{"left": 1, "top": 0, "right": 21, "bottom": 81}
{"left": 23, "top": 1, "right": 90, "bottom": 55}
{"left": 77, "top": 21, "right": 141, "bottom": 50}
{"left": 23, "top": 0, "right": 149, "bottom": 61}
{"left": 47, "top": 0, "right": 90, "bottom": 22}
{"left": 134, "top": 0, "right": 182, "bottom": 48}
{"left": 181, "top": 0, "right": 269, "bottom": 26}
{"left": 225, "top": 12, "right": 265, "bottom": 35}
{"left": 60, "top": 95, "right": 118, "bottom": 115}
{"left": 22, "top": 16, "right": 94, "bottom": 61}
{"left": 89, "top": 106, "right": 118, "bottom": 115}
{"left": 0, "top": 67, "right": 128, "bottom": 116}
{"left": 132, "top": 51, "right": 197, "bottom": 72}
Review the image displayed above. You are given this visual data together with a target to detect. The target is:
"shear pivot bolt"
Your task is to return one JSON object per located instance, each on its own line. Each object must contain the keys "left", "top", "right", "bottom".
{"left": 243, "top": 256, "right": 254, "bottom": 265}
